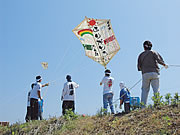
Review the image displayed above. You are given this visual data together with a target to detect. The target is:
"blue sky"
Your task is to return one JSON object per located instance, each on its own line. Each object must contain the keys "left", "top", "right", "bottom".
{"left": 0, "top": 0, "right": 180, "bottom": 124}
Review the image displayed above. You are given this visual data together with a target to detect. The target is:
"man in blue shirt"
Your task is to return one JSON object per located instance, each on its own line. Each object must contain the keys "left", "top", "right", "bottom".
{"left": 119, "top": 82, "right": 130, "bottom": 113}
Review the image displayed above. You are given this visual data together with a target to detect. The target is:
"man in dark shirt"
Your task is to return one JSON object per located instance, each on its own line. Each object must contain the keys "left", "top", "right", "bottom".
{"left": 137, "top": 40, "right": 168, "bottom": 108}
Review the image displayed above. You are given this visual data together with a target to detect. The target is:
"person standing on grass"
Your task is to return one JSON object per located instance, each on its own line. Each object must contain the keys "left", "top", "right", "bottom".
{"left": 137, "top": 40, "right": 168, "bottom": 108}
{"left": 30, "top": 76, "right": 49, "bottom": 120}
{"left": 100, "top": 69, "right": 115, "bottom": 114}
{"left": 61, "top": 75, "right": 79, "bottom": 115}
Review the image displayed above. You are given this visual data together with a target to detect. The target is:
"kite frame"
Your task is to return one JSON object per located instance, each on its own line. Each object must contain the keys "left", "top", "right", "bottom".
{"left": 72, "top": 17, "right": 120, "bottom": 68}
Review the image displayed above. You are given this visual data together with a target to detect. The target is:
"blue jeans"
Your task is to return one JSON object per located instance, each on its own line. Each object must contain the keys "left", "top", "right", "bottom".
{"left": 103, "top": 93, "right": 114, "bottom": 114}
{"left": 141, "top": 72, "right": 159, "bottom": 108}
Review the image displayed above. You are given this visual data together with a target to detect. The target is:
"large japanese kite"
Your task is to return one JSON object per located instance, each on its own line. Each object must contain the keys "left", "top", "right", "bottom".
{"left": 72, "top": 17, "right": 120, "bottom": 68}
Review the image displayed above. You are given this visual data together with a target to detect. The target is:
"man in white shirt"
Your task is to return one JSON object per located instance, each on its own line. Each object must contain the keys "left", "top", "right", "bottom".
{"left": 61, "top": 75, "right": 79, "bottom": 115}
{"left": 30, "top": 76, "right": 49, "bottom": 120}
{"left": 100, "top": 69, "right": 115, "bottom": 114}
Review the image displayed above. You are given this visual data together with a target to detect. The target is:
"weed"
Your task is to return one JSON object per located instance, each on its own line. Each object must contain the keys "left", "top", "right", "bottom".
{"left": 63, "top": 109, "right": 78, "bottom": 121}
{"left": 152, "top": 92, "right": 163, "bottom": 108}
{"left": 61, "top": 121, "right": 76, "bottom": 132}
{"left": 165, "top": 93, "right": 172, "bottom": 105}
{"left": 96, "top": 107, "right": 107, "bottom": 117}
{"left": 174, "top": 93, "right": 179, "bottom": 106}
{"left": 162, "top": 116, "right": 172, "bottom": 126}
{"left": 140, "top": 102, "right": 145, "bottom": 108}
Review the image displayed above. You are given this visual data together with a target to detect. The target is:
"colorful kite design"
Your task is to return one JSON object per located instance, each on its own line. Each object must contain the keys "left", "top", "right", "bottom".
{"left": 72, "top": 17, "right": 120, "bottom": 68}
{"left": 78, "top": 29, "right": 93, "bottom": 37}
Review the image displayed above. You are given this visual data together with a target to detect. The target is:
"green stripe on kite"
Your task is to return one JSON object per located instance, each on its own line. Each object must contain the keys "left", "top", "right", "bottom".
{"left": 81, "top": 32, "right": 93, "bottom": 37}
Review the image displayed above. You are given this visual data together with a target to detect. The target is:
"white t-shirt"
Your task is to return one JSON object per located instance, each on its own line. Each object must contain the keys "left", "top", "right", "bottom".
{"left": 27, "top": 91, "right": 31, "bottom": 107}
{"left": 101, "top": 76, "right": 114, "bottom": 95}
{"left": 62, "top": 81, "right": 79, "bottom": 101}
{"left": 30, "top": 82, "right": 42, "bottom": 100}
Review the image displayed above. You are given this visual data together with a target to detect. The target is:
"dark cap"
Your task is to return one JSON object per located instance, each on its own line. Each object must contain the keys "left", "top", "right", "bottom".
{"left": 36, "top": 76, "right": 42, "bottom": 82}
{"left": 143, "top": 40, "right": 152, "bottom": 50}
{"left": 105, "top": 69, "right": 111, "bottom": 74}
{"left": 66, "top": 75, "right": 71, "bottom": 80}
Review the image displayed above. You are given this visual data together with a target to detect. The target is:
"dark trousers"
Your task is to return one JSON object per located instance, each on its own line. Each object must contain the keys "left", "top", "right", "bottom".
{"left": 25, "top": 106, "right": 31, "bottom": 122}
{"left": 30, "top": 98, "right": 38, "bottom": 120}
{"left": 124, "top": 103, "right": 130, "bottom": 113}
{"left": 62, "top": 101, "right": 75, "bottom": 115}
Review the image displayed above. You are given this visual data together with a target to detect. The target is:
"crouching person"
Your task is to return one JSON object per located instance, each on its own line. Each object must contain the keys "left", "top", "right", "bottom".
{"left": 61, "top": 75, "right": 79, "bottom": 115}
{"left": 119, "top": 82, "right": 130, "bottom": 113}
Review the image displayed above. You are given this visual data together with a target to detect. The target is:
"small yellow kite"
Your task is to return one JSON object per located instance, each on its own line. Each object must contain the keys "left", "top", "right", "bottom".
{"left": 41, "top": 62, "right": 48, "bottom": 69}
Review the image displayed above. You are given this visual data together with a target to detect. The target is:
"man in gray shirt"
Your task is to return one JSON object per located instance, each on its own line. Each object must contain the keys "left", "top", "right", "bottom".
{"left": 137, "top": 40, "right": 168, "bottom": 107}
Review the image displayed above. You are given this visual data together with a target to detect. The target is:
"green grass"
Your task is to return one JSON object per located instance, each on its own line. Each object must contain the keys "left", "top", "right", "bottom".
{"left": 0, "top": 93, "right": 179, "bottom": 135}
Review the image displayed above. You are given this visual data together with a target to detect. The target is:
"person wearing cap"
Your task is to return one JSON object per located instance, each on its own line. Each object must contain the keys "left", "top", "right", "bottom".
{"left": 61, "top": 75, "right": 79, "bottom": 115}
{"left": 100, "top": 69, "right": 115, "bottom": 114}
{"left": 137, "top": 40, "right": 168, "bottom": 108}
{"left": 30, "top": 76, "right": 49, "bottom": 120}
{"left": 25, "top": 83, "right": 34, "bottom": 122}
{"left": 119, "top": 82, "right": 130, "bottom": 113}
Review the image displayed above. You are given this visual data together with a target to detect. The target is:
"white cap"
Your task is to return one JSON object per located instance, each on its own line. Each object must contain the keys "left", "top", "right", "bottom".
{"left": 119, "top": 81, "right": 125, "bottom": 90}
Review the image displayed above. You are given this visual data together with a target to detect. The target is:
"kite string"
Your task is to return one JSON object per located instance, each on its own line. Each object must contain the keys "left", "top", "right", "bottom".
{"left": 49, "top": 47, "right": 84, "bottom": 85}
{"left": 111, "top": 64, "right": 180, "bottom": 105}
{"left": 67, "top": 50, "right": 89, "bottom": 75}
{"left": 169, "top": 64, "right": 180, "bottom": 67}
{"left": 42, "top": 86, "right": 49, "bottom": 98}
{"left": 0, "top": 85, "right": 29, "bottom": 109}
{"left": 128, "top": 66, "right": 165, "bottom": 91}
{"left": 53, "top": 44, "right": 72, "bottom": 74}
{"left": 128, "top": 79, "right": 142, "bottom": 91}
{"left": 42, "top": 47, "right": 84, "bottom": 98}
{"left": 110, "top": 66, "right": 167, "bottom": 105}
{"left": 104, "top": 64, "right": 180, "bottom": 106}
{"left": 43, "top": 48, "right": 86, "bottom": 98}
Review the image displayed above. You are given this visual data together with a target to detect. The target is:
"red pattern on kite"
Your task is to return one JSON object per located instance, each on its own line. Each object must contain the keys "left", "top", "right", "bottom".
{"left": 88, "top": 19, "right": 96, "bottom": 26}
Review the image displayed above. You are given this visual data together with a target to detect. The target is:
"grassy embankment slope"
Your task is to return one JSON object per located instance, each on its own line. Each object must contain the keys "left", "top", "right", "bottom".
{"left": 0, "top": 93, "right": 180, "bottom": 135}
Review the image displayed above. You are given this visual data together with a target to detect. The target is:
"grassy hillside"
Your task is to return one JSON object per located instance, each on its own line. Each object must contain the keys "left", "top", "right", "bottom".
{"left": 0, "top": 105, "right": 179, "bottom": 135}
{"left": 0, "top": 93, "right": 180, "bottom": 135}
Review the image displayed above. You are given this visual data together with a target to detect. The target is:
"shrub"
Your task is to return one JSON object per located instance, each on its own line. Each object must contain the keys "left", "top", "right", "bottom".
{"left": 152, "top": 92, "right": 163, "bottom": 108}
{"left": 165, "top": 93, "right": 172, "bottom": 105}
{"left": 63, "top": 109, "right": 78, "bottom": 121}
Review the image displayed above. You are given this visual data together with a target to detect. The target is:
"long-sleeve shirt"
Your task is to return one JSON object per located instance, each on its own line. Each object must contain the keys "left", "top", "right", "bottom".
{"left": 137, "top": 50, "right": 165, "bottom": 74}
{"left": 61, "top": 81, "right": 79, "bottom": 101}
{"left": 120, "top": 88, "right": 130, "bottom": 103}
